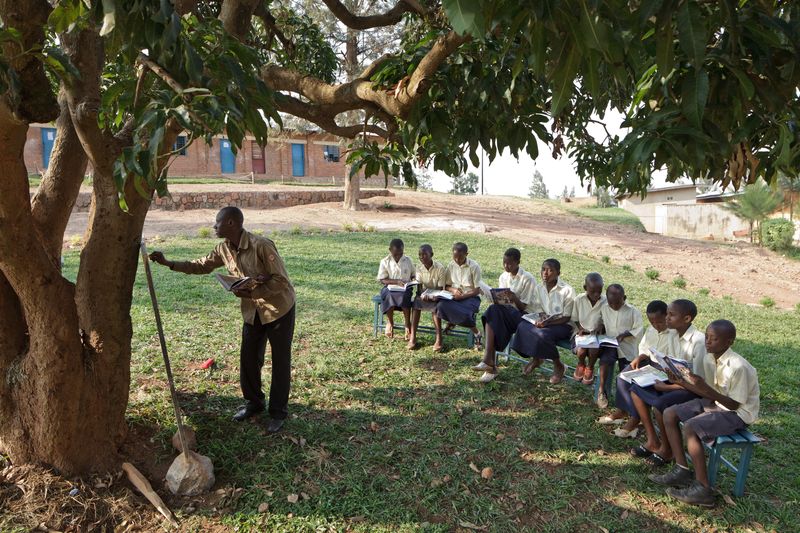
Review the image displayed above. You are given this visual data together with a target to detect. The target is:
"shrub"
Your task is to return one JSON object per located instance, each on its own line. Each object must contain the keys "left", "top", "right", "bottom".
{"left": 672, "top": 276, "right": 686, "bottom": 289}
{"left": 645, "top": 268, "right": 660, "bottom": 280}
{"left": 197, "top": 227, "right": 212, "bottom": 238}
{"left": 760, "top": 297, "right": 775, "bottom": 308}
{"left": 342, "top": 223, "right": 354, "bottom": 232}
{"left": 251, "top": 228, "right": 265, "bottom": 236}
{"left": 601, "top": 256, "right": 610, "bottom": 263}
{"left": 622, "top": 264, "right": 633, "bottom": 272}
{"left": 698, "top": 288, "right": 710, "bottom": 296}
{"left": 795, "top": 303, "right": 800, "bottom": 313}
{"left": 290, "top": 225, "right": 303, "bottom": 235}
{"left": 762, "top": 218, "right": 795, "bottom": 251}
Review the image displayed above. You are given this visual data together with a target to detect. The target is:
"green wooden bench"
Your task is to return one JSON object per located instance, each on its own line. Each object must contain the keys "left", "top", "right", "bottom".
{"left": 494, "top": 333, "right": 616, "bottom": 403}
{"left": 682, "top": 424, "right": 761, "bottom": 497}
{"left": 371, "top": 294, "right": 475, "bottom": 348}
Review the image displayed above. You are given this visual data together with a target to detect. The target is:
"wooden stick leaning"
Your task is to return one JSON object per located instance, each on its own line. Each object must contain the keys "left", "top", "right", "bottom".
{"left": 121, "top": 462, "right": 179, "bottom": 526}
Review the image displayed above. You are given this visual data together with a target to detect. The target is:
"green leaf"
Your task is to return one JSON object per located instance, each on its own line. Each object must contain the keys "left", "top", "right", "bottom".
{"left": 681, "top": 69, "right": 709, "bottom": 128}
{"left": 549, "top": 42, "right": 580, "bottom": 116}
{"left": 655, "top": 9, "right": 674, "bottom": 77}
{"left": 726, "top": 66, "right": 755, "bottom": 99}
{"left": 442, "top": 0, "right": 484, "bottom": 36}
{"left": 676, "top": 0, "right": 706, "bottom": 68}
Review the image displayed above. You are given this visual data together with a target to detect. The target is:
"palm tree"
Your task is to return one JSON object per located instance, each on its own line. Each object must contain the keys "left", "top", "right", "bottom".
{"left": 722, "top": 181, "right": 784, "bottom": 243}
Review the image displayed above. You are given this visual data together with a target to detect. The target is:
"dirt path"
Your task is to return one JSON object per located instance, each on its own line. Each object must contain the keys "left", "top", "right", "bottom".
{"left": 64, "top": 186, "right": 800, "bottom": 309}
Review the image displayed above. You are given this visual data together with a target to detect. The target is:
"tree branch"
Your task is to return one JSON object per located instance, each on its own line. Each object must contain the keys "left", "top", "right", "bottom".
{"left": 253, "top": 3, "right": 293, "bottom": 54}
{"left": 320, "top": 0, "right": 423, "bottom": 30}
{"left": 275, "top": 94, "right": 390, "bottom": 139}
{"left": 218, "top": 0, "right": 261, "bottom": 41}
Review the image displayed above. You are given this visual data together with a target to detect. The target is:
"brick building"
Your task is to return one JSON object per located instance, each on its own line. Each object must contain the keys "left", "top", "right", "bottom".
{"left": 24, "top": 124, "right": 353, "bottom": 182}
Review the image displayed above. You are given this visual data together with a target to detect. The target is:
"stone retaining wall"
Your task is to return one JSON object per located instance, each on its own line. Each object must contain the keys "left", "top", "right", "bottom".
{"left": 61, "top": 189, "right": 393, "bottom": 212}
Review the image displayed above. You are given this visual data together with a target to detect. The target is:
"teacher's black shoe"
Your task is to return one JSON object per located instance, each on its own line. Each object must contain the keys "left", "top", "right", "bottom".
{"left": 265, "top": 418, "right": 285, "bottom": 434}
{"left": 232, "top": 404, "right": 264, "bottom": 422}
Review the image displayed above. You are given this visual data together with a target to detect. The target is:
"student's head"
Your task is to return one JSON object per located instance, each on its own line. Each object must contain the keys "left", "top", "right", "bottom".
{"left": 418, "top": 244, "right": 434, "bottom": 265}
{"left": 645, "top": 300, "right": 669, "bottom": 332}
{"left": 705, "top": 319, "right": 736, "bottom": 355}
{"left": 667, "top": 299, "right": 698, "bottom": 332}
{"left": 214, "top": 206, "right": 244, "bottom": 240}
{"left": 606, "top": 283, "right": 626, "bottom": 309}
{"left": 389, "top": 238, "right": 404, "bottom": 258}
{"left": 583, "top": 272, "right": 604, "bottom": 301}
{"left": 503, "top": 248, "right": 521, "bottom": 273}
{"left": 452, "top": 242, "right": 469, "bottom": 263}
{"left": 540, "top": 258, "right": 561, "bottom": 284}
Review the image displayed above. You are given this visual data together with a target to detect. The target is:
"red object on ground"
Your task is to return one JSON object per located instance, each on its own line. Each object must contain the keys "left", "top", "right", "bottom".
{"left": 200, "top": 358, "right": 215, "bottom": 369}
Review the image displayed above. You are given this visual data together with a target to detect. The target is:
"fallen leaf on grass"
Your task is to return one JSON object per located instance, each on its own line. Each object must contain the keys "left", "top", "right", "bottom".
{"left": 349, "top": 516, "right": 366, "bottom": 523}
{"left": 495, "top": 433, "right": 505, "bottom": 441}
{"left": 301, "top": 492, "right": 310, "bottom": 500}
{"left": 458, "top": 520, "right": 488, "bottom": 531}
{"left": 258, "top": 503, "right": 269, "bottom": 513}
{"left": 621, "top": 509, "right": 629, "bottom": 519}
{"left": 722, "top": 494, "right": 735, "bottom": 506}
{"left": 468, "top": 462, "right": 480, "bottom": 473}
{"left": 369, "top": 421, "right": 380, "bottom": 432}
{"left": 596, "top": 449, "right": 607, "bottom": 456}
{"left": 599, "top": 527, "right": 609, "bottom": 533}
{"left": 442, "top": 475, "right": 451, "bottom": 483}
{"left": 430, "top": 478, "right": 443, "bottom": 488}
{"left": 481, "top": 467, "right": 493, "bottom": 480}
{"left": 287, "top": 494, "right": 299, "bottom": 503}
{"left": 576, "top": 453, "right": 586, "bottom": 461}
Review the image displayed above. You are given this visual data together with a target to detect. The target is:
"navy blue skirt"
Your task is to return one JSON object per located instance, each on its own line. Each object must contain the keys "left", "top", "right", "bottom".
{"left": 598, "top": 345, "right": 620, "bottom": 366}
{"left": 481, "top": 304, "right": 522, "bottom": 351}
{"left": 380, "top": 286, "right": 413, "bottom": 314}
{"left": 510, "top": 322, "right": 572, "bottom": 360}
{"left": 436, "top": 296, "right": 480, "bottom": 327}
{"left": 630, "top": 384, "right": 699, "bottom": 413}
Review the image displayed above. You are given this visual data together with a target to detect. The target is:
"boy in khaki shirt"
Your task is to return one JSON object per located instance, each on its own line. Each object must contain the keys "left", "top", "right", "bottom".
{"left": 409, "top": 244, "right": 447, "bottom": 351}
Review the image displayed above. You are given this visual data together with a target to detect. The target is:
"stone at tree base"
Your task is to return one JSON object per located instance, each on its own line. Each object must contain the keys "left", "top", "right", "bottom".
{"left": 171, "top": 426, "right": 197, "bottom": 453}
{"left": 165, "top": 451, "right": 215, "bottom": 496}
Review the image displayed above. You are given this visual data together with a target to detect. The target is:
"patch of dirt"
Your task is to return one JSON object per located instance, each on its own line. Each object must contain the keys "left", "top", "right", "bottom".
{"left": 63, "top": 185, "right": 800, "bottom": 308}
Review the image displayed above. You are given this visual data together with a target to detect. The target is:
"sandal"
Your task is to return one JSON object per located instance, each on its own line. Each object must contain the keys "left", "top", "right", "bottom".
{"left": 573, "top": 364, "right": 586, "bottom": 380}
{"left": 479, "top": 367, "right": 498, "bottom": 383}
{"left": 581, "top": 367, "right": 595, "bottom": 385}
{"left": 645, "top": 453, "right": 671, "bottom": 467}
{"left": 473, "top": 333, "right": 483, "bottom": 351}
{"left": 630, "top": 444, "right": 655, "bottom": 458}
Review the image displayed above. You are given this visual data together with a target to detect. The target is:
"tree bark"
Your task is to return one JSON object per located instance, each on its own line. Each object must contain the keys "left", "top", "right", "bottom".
{"left": 343, "top": 167, "right": 361, "bottom": 211}
{"left": 342, "top": 27, "right": 362, "bottom": 211}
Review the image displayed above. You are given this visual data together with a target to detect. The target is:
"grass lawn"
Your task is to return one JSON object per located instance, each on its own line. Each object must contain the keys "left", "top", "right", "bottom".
{"left": 561, "top": 205, "right": 647, "bottom": 232}
{"left": 60, "top": 231, "right": 798, "bottom": 531}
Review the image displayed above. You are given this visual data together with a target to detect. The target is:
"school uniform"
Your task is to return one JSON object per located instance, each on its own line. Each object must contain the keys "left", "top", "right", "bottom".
{"left": 436, "top": 258, "right": 482, "bottom": 327}
{"left": 570, "top": 293, "right": 607, "bottom": 355}
{"left": 670, "top": 348, "right": 759, "bottom": 444}
{"left": 377, "top": 254, "right": 415, "bottom": 314}
{"left": 632, "top": 325, "right": 707, "bottom": 412}
{"left": 170, "top": 230, "right": 295, "bottom": 420}
{"left": 598, "top": 302, "right": 644, "bottom": 367}
{"left": 413, "top": 260, "right": 447, "bottom": 312}
{"left": 481, "top": 267, "right": 537, "bottom": 351}
{"left": 615, "top": 326, "right": 680, "bottom": 417}
{"left": 510, "top": 277, "right": 575, "bottom": 360}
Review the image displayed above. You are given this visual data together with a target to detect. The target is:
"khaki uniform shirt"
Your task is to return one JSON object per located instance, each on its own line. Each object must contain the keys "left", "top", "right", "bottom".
{"left": 416, "top": 260, "right": 447, "bottom": 290}
{"left": 171, "top": 230, "right": 295, "bottom": 325}
{"left": 498, "top": 267, "right": 537, "bottom": 312}
{"left": 446, "top": 258, "right": 482, "bottom": 291}
{"left": 639, "top": 326, "right": 680, "bottom": 361}
{"left": 571, "top": 293, "right": 607, "bottom": 333}
{"left": 532, "top": 278, "right": 575, "bottom": 318}
{"left": 701, "top": 348, "right": 760, "bottom": 425}
{"left": 377, "top": 254, "right": 415, "bottom": 283}
{"left": 676, "top": 325, "right": 707, "bottom": 377}
{"left": 599, "top": 302, "right": 644, "bottom": 361}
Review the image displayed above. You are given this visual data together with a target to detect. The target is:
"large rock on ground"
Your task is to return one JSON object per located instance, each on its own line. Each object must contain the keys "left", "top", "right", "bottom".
{"left": 165, "top": 451, "right": 215, "bottom": 496}
{"left": 171, "top": 426, "right": 197, "bottom": 453}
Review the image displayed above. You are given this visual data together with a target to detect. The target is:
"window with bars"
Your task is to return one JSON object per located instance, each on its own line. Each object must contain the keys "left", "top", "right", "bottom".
{"left": 323, "top": 145, "right": 340, "bottom": 162}
{"left": 173, "top": 135, "right": 187, "bottom": 156}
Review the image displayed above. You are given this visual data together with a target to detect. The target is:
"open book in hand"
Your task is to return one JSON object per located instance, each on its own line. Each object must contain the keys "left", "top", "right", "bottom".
{"left": 490, "top": 288, "right": 516, "bottom": 306}
{"left": 649, "top": 348, "right": 691, "bottom": 378}
{"left": 521, "top": 312, "right": 562, "bottom": 325}
{"left": 215, "top": 273, "right": 262, "bottom": 292}
{"left": 574, "top": 334, "right": 620, "bottom": 349}
{"left": 420, "top": 288, "right": 454, "bottom": 300}
{"left": 620, "top": 365, "right": 669, "bottom": 387}
{"left": 387, "top": 280, "right": 419, "bottom": 292}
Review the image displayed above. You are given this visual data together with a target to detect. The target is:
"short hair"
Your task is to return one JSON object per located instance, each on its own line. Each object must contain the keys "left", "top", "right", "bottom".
{"left": 218, "top": 206, "right": 244, "bottom": 225}
{"left": 419, "top": 244, "right": 433, "bottom": 254}
{"left": 542, "top": 258, "right": 561, "bottom": 273}
{"left": 708, "top": 319, "right": 736, "bottom": 341}
{"left": 453, "top": 242, "right": 468, "bottom": 253}
{"left": 607, "top": 283, "right": 625, "bottom": 294}
{"left": 646, "top": 300, "right": 668, "bottom": 315}
{"left": 504, "top": 247, "right": 521, "bottom": 262}
{"left": 389, "top": 238, "right": 404, "bottom": 249}
{"left": 671, "top": 299, "right": 698, "bottom": 319}
{"left": 585, "top": 272, "right": 604, "bottom": 285}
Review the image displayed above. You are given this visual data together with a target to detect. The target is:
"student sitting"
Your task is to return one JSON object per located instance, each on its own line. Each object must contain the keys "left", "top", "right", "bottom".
{"left": 409, "top": 244, "right": 447, "bottom": 351}
{"left": 472, "top": 247, "right": 537, "bottom": 383}
{"left": 650, "top": 320, "right": 759, "bottom": 507}
{"left": 594, "top": 284, "right": 644, "bottom": 409}
{"left": 377, "top": 238, "right": 415, "bottom": 340}
{"left": 571, "top": 273, "right": 606, "bottom": 387}
{"left": 436, "top": 242, "right": 483, "bottom": 349}
{"left": 514, "top": 258, "right": 576, "bottom": 384}
{"left": 597, "top": 300, "right": 678, "bottom": 437}
{"left": 630, "top": 299, "right": 707, "bottom": 466}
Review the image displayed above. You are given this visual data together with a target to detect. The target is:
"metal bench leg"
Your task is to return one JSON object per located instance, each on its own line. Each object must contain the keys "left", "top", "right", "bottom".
{"left": 373, "top": 300, "right": 381, "bottom": 336}
{"left": 733, "top": 445, "right": 755, "bottom": 497}
{"left": 707, "top": 445, "right": 723, "bottom": 488}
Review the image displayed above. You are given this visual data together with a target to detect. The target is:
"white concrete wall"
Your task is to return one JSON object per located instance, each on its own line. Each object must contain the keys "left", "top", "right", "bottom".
{"left": 659, "top": 204, "right": 749, "bottom": 240}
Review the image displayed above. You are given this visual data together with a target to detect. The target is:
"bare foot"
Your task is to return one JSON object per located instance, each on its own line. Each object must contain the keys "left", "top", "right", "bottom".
{"left": 404, "top": 328, "right": 412, "bottom": 341}
{"left": 432, "top": 341, "right": 443, "bottom": 352}
{"left": 406, "top": 339, "right": 417, "bottom": 350}
{"left": 620, "top": 418, "right": 640, "bottom": 432}
{"left": 522, "top": 358, "right": 541, "bottom": 376}
{"left": 385, "top": 323, "right": 394, "bottom": 338}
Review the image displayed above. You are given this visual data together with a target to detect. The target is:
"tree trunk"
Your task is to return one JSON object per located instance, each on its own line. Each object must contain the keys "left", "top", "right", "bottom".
{"left": 343, "top": 167, "right": 361, "bottom": 210}
{"left": 342, "top": 26, "right": 362, "bottom": 211}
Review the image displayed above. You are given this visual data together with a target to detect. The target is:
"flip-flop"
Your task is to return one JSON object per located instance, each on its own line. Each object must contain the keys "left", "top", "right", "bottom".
{"left": 630, "top": 444, "right": 655, "bottom": 458}
{"left": 645, "top": 453, "right": 672, "bottom": 467}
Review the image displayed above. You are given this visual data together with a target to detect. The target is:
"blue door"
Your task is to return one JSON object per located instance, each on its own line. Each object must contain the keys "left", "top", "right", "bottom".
{"left": 291, "top": 143, "right": 305, "bottom": 177}
{"left": 41, "top": 127, "right": 56, "bottom": 168}
{"left": 220, "top": 138, "right": 235, "bottom": 173}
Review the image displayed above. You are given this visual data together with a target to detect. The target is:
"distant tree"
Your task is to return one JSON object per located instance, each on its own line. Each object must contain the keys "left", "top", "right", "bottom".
{"left": 451, "top": 171, "right": 479, "bottom": 195}
{"left": 569, "top": 186, "right": 576, "bottom": 198}
{"left": 722, "top": 181, "right": 784, "bottom": 243}
{"left": 594, "top": 186, "right": 614, "bottom": 208}
{"left": 415, "top": 168, "right": 433, "bottom": 191}
{"left": 559, "top": 185, "right": 570, "bottom": 200}
{"left": 528, "top": 170, "right": 549, "bottom": 199}
{"left": 778, "top": 173, "right": 800, "bottom": 221}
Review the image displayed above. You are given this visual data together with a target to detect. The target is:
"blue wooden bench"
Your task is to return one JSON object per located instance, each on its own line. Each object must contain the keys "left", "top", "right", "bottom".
{"left": 682, "top": 424, "right": 761, "bottom": 497}
{"left": 371, "top": 294, "right": 475, "bottom": 348}
{"left": 494, "top": 333, "right": 616, "bottom": 403}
